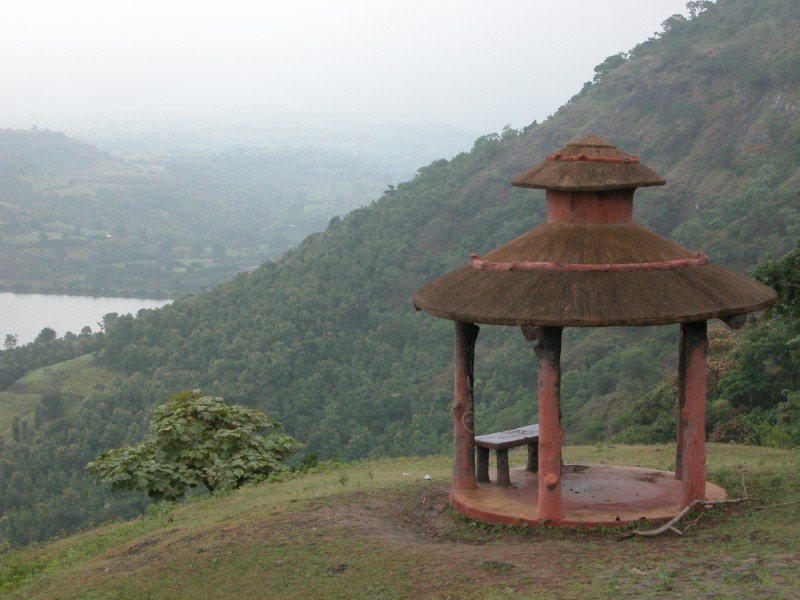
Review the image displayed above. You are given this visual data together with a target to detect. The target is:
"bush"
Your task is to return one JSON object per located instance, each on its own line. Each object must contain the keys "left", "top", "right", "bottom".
{"left": 88, "top": 390, "right": 300, "bottom": 500}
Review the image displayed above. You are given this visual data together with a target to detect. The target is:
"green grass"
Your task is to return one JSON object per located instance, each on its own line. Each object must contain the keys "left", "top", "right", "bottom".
{"left": 1, "top": 444, "right": 798, "bottom": 599}
{"left": 4, "top": 232, "right": 44, "bottom": 244}
{"left": 0, "top": 392, "right": 38, "bottom": 436}
{"left": 11, "top": 354, "right": 115, "bottom": 397}
{"left": 0, "top": 355, "right": 117, "bottom": 435}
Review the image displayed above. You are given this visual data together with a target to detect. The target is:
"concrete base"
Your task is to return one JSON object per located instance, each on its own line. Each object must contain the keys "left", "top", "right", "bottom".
{"left": 451, "top": 464, "right": 728, "bottom": 528}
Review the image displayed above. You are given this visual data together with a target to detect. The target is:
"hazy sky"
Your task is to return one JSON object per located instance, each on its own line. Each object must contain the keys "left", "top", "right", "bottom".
{"left": 2, "top": 0, "right": 689, "bottom": 135}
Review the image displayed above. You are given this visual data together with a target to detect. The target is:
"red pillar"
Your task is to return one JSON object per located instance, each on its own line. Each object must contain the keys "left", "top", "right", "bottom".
{"left": 675, "top": 325, "right": 686, "bottom": 480}
{"left": 452, "top": 321, "right": 479, "bottom": 490}
{"left": 535, "top": 326, "right": 564, "bottom": 521}
{"left": 678, "top": 320, "right": 708, "bottom": 507}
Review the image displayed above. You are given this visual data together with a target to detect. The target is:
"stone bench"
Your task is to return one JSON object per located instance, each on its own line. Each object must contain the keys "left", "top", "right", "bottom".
{"left": 475, "top": 424, "right": 539, "bottom": 487}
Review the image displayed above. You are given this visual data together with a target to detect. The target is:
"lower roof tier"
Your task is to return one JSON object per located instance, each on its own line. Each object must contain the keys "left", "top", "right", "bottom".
{"left": 412, "top": 223, "right": 776, "bottom": 327}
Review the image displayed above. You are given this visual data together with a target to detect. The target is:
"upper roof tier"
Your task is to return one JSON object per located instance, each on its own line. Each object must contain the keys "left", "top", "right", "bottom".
{"left": 511, "top": 135, "right": 666, "bottom": 192}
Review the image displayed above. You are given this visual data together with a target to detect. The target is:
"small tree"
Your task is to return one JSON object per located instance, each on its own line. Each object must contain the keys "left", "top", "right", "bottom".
{"left": 34, "top": 327, "right": 57, "bottom": 344}
{"left": 592, "top": 52, "right": 628, "bottom": 83}
{"left": 3, "top": 333, "right": 18, "bottom": 350}
{"left": 87, "top": 390, "right": 300, "bottom": 500}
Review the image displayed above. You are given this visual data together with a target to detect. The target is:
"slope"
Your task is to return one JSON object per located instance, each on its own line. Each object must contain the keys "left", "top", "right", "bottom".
{"left": 2, "top": 445, "right": 798, "bottom": 599}
{"left": 94, "top": 0, "right": 800, "bottom": 451}
{"left": 0, "top": 128, "right": 115, "bottom": 175}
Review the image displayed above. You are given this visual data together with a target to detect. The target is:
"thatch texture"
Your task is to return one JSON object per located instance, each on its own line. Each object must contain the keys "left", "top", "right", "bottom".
{"left": 412, "top": 223, "right": 777, "bottom": 327}
{"left": 413, "top": 135, "right": 776, "bottom": 327}
{"left": 512, "top": 135, "right": 666, "bottom": 192}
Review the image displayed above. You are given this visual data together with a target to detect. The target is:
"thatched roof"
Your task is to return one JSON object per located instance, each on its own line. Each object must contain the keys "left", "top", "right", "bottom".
{"left": 412, "top": 135, "right": 776, "bottom": 327}
{"left": 511, "top": 136, "right": 666, "bottom": 192}
{"left": 412, "top": 222, "right": 777, "bottom": 327}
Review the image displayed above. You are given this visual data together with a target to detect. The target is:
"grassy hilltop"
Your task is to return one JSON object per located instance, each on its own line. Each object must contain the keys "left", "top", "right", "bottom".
{"left": 1, "top": 444, "right": 798, "bottom": 599}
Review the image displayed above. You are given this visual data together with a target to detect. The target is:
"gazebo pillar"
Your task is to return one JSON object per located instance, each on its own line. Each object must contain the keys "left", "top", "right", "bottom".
{"left": 677, "top": 320, "right": 708, "bottom": 507}
{"left": 452, "top": 321, "right": 479, "bottom": 490}
{"left": 535, "top": 326, "right": 564, "bottom": 521}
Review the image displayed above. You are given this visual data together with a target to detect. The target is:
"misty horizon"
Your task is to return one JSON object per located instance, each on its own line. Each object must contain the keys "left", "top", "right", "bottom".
{"left": 3, "top": 0, "right": 689, "bottom": 151}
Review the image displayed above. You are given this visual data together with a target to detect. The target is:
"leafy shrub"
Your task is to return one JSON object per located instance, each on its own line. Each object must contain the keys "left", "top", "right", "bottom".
{"left": 88, "top": 390, "right": 300, "bottom": 500}
{"left": 709, "top": 415, "right": 749, "bottom": 443}
{"left": 611, "top": 378, "right": 677, "bottom": 444}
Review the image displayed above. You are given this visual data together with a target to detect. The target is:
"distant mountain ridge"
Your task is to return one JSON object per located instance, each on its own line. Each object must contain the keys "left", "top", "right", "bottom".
{"left": 0, "top": 128, "right": 114, "bottom": 174}
{"left": 0, "top": 132, "right": 388, "bottom": 296}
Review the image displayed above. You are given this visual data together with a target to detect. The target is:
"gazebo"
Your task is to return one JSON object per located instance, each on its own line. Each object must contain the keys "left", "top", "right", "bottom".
{"left": 412, "top": 136, "right": 777, "bottom": 527}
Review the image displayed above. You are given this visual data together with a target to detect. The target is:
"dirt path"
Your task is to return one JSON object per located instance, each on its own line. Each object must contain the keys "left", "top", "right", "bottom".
{"left": 87, "top": 482, "right": 798, "bottom": 599}
{"left": 247, "top": 483, "right": 799, "bottom": 599}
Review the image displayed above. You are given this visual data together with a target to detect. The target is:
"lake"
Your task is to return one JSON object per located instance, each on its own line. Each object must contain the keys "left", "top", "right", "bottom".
{"left": 0, "top": 292, "right": 171, "bottom": 345}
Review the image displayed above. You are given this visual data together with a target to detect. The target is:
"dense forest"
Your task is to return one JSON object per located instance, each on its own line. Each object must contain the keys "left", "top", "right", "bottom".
{"left": 1, "top": 0, "right": 800, "bottom": 546}
{"left": 0, "top": 135, "right": 388, "bottom": 296}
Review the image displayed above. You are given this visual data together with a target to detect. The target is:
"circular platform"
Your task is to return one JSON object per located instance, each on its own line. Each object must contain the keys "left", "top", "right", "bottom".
{"left": 451, "top": 464, "right": 728, "bottom": 528}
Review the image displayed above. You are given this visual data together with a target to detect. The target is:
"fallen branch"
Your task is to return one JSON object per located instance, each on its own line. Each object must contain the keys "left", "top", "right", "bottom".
{"left": 681, "top": 511, "right": 704, "bottom": 534}
{"left": 619, "top": 465, "right": 752, "bottom": 539}
{"left": 739, "top": 465, "right": 748, "bottom": 500}
{"left": 618, "top": 497, "right": 748, "bottom": 539}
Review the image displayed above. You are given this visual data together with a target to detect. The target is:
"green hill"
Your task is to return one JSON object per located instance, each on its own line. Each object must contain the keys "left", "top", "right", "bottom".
{"left": 1, "top": 445, "right": 798, "bottom": 599}
{"left": 88, "top": 0, "right": 800, "bottom": 452}
{"left": 1, "top": 0, "right": 800, "bottom": 548}
{"left": 0, "top": 128, "right": 114, "bottom": 175}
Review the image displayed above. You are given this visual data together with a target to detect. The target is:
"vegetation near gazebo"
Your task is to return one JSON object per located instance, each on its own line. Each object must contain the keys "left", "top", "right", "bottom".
{"left": 88, "top": 390, "right": 300, "bottom": 500}
{"left": 720, "top": 240, "right": 800, "bottom": 446}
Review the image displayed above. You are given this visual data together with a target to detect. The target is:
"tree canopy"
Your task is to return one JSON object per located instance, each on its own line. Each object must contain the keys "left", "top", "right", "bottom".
{"left": 87, "top": 390, "right": 300, "bottom": 500}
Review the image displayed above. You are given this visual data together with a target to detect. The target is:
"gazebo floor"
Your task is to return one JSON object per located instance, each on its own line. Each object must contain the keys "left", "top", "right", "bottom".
{"left": 451, "top": 464, "right": 727, "bottom": 528}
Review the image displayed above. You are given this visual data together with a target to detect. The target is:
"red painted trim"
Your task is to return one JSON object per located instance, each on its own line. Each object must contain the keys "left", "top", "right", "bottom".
{"left": 547, "top": 152, "right": 639, "bottom": 163}
{"left": 468, "top": 252, "right": 708, "bottom": 273}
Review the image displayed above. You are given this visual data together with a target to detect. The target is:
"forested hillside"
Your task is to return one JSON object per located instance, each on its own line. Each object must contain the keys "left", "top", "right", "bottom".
{"left": 0, "top": 133, "right": 386, "bottom": 296}
{"left": 1, "top": 0, "right": 799, "bottom": 546}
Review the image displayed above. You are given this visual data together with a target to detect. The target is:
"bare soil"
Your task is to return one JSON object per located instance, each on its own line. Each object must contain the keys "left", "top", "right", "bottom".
{"left": 226, "top": 483, "right": 800, "bottom": 599}
{"left": 48, "top": 473, "right": 797, "bottom": 600}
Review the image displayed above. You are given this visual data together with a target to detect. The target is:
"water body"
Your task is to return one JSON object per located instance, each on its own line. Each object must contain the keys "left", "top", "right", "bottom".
{"left": 0, "top": 292, "right": 171, "bottom": 345}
